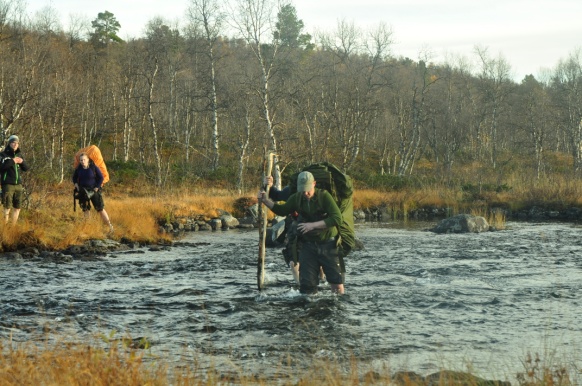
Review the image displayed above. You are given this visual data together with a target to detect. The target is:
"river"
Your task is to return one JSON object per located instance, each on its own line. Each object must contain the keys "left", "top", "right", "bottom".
{"left": 1, "top": 220, "right": 581, "bottom": 384}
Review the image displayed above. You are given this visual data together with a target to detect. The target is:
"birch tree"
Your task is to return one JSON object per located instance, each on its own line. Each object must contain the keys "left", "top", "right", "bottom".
{"left": 552, "top": 48, "right": 582, "bottom": 173}
{"left": 424, "top": 58, "right": 472, "bottom": 177}
{"left": 517, "top": 75, "right": 552, "bottom": 178}
{"left": 228, "top": 0, "right": 282, "bottom": 185}
{"left": 187, "top": 0, "right": 225, "bottom": 170}
{"left": 391, "top": 56, "right": 439, "bottom": 176}
{"left": 117, "top": 42, "right": 139, "bottom": 162}
{"left": 318, "top": 20, "right": 393, "bottom": 170}
{"left": 474, "top": 46, "right": 514, "bottom": 169}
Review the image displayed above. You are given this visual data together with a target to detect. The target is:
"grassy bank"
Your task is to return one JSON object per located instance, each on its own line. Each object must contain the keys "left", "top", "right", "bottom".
{"left": 0, "top": 184, "right": 238, "bottom": 252}
{"left": 1, "top": 174, "right": 581, "bottom": 252}
{"left": 0, "top": 338, "right": 575, "bottom": 385}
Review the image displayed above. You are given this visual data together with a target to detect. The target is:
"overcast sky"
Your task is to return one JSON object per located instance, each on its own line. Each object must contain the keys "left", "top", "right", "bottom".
{"left": 25, "top": 0, "right": 582, "bottom": 81}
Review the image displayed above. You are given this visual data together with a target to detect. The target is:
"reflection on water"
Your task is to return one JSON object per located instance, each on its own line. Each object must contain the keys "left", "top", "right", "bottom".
{"left": 1, "top": 221, "right": 581, "bottom": 383}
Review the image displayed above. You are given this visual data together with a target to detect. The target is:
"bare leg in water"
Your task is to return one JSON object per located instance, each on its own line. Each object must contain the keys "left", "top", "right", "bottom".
{"left": 290, "top": 263, "right": 327, "bottom": 286}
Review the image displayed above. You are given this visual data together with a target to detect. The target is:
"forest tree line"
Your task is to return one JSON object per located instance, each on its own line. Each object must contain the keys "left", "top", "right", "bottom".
{"left": 1, "top": 0, "right": 581, "bottom": 194}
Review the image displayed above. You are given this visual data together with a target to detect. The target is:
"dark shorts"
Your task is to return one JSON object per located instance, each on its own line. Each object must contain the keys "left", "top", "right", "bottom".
{"left": 299, "top": 239, "right": 345, "bottom": 294}
{"left": 1, "top": 184, "right": 24, "bottom": 209}
{"left": 79, "top": 188, "right": 105, "bottom": 212}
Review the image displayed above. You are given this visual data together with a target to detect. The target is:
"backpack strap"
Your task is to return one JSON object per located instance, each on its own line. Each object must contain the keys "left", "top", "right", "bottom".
{"left": 89, "top": 162, "right": 97, "bottom": 178}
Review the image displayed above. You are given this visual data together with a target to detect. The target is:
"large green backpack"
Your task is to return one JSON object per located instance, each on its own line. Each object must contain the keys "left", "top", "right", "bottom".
{"left": 289, "top": 162, "right": 356, "bottom": 254}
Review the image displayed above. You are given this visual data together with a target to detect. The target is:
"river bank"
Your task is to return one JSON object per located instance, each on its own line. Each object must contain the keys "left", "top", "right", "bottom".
{"left": 158, "top": 203, "right": 582, "bottom": 235}
{"left": 0, "top": 181, "right": 581, "bottom": 255}
{"left": 1, "top": 198, "right": 581, "bottom": 260}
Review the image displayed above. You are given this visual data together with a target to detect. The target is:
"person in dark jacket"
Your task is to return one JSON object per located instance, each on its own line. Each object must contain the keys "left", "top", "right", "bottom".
{"left": 0, "top": 135, "right": 29, "bottom": 224}
{"left": 72, "top": 152, "right": 113, "bottom": 233}
{"left": 259, "top": 171, "right": 345, "bottom": 295}
{"left": 264, "top": 175, "right": 291, "bottom": 201}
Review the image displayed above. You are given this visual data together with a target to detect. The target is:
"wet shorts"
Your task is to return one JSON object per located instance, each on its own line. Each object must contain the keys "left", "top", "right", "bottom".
{"left": 299, "top": 239, "right": 345, "bottom": 294}
{"left": 1, "top": 184, "right": 24, "bottom": 209}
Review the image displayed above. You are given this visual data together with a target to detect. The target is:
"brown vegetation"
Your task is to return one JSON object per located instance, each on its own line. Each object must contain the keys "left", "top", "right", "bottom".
{"left": 0, "top": 183, "right": 239, "bottom": 251}
{"left": 1, "top": 170, "right": 581, "bottom": 252}
{"left": 0, "top": 338, "right": 575, "bottom": 385}
{"left": 0, "top": 339, "right": 167, "bottom": 386}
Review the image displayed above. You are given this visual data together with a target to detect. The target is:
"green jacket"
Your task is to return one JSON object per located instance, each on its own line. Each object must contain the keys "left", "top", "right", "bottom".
{"left": 271, "top": 188, "right": 342, "bottom": 243}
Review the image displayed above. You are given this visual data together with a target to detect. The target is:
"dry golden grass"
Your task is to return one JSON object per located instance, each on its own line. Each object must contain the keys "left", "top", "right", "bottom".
{"left": 510, "top": 175, "right": 582, "bottom": 209}
{"left": 0, "top": 339, "right": 167, "bottom": 386}
{"left": 0, "top": 185, "right": 241, "bottom": 252}
{"left": 1, "top": 173, "right": 580, "bottom": 252}
{"left": 0, "top": 338, "right": 387, "bottom": 386}
{"left": 469, "top": 207, "right": 507, "bottom": 230}
{"left": 0, "top": 338, "right": 575, "bottom": 385}
{"left": 354, "top": 186, "right": 463, "bottom": 219}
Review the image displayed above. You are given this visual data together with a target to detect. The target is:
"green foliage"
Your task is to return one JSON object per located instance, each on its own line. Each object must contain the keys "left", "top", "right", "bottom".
{"left": 164, "top": 205, "right": 176, "bottom": 225}
{"left": 274, "top": 4, "right": 313, "bottom": 49}
{"left": 106, "top": 160, "right": 141, "bottom": 182}
{"left": 91, "top": 10, "right": 123, "bottom": 45}
{"left": 169, "top": 162, "right": 201, "bottom": 186}
{"left": 203, "top": 166, "right": 237, "bottom": 185}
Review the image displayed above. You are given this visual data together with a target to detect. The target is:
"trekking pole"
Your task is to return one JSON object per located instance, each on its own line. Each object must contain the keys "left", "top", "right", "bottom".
{"left": 257, "top": 150, "right": 274, "bottom": 291}
{"left": 73, "top": 189, "right": 76, "bottom": 212}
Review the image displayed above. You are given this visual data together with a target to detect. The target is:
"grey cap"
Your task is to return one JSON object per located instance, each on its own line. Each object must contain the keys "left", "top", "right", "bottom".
{"left": 7, "top": 135, "right": 19, "bottom": 144}
{"left": 297, "top": 171, "right": 315, "bottom": 192}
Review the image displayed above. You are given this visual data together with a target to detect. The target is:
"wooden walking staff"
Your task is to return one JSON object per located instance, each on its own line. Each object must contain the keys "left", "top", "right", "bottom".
{"left": 257, "top": 151, "right": 275, "bottom": 291}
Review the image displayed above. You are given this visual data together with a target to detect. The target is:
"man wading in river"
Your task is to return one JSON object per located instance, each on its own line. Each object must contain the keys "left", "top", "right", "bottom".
{"left": 258, "top": 171, "right": 345, "bottom": 295}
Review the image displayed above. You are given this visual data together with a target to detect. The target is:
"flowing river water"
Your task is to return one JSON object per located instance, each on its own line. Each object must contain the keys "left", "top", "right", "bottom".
{"left": 1, "top": 221, "right": 581, "bottom": 383}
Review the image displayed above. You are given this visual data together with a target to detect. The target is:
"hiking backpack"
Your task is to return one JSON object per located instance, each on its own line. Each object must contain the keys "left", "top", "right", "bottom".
{"left": 288, "top": 162, "right": 356, "bottom": 254}
{"left": 73, "top": 145, "right": 109, "bottom": 185}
